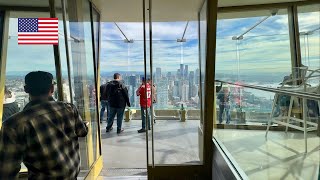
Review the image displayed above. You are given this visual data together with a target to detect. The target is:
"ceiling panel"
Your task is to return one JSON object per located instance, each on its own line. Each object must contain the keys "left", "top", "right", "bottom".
{"left": 96, "top": 0, "right": 312, "bottom": 22}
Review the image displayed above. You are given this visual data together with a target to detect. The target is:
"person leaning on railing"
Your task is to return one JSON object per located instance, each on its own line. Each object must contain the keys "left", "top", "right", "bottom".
{"left": 0, "top": 71, "right": 89, "bottom": 179}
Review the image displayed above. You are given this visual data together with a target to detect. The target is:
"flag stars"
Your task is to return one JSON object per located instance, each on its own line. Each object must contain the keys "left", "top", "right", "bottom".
{"left": 18, "top": 18, "right": 38, "bottom": 32}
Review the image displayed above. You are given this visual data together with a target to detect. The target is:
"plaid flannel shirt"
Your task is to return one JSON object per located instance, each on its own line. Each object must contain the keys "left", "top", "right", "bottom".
{"left": 0, "top": 99, "right": 88, "bottom": 179}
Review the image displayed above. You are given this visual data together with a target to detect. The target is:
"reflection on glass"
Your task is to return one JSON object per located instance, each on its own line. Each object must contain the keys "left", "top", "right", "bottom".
{"left": 199, "top": 1, "right": 207, "bottom": 126}
{"left": 214, "top": 7, "right": 320, "bottom": 180}
{"left": 101, "top": 20, "right": 201, "bottom": 166}
{"left": 91, "top": 4, "right": 101, "bottom": 161}
{"left": 3, "top": 11, "right": 55, "bottom": 171}
{"left": 67, "top": 0, "right": 99, "bottom": 169}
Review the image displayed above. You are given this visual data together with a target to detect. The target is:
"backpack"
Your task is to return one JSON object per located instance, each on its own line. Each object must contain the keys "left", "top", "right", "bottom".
{"left": 107, "top": 81, "right": 128, "bottom": 108}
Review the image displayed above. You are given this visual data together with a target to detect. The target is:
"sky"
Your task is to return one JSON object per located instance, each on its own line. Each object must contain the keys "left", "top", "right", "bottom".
{"left": 4, "top": 9, "right": 320, "bottom": 81}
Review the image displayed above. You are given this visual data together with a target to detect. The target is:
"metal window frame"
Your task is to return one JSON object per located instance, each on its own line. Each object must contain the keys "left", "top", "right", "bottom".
{"left": 89, "top": 0, "right": 102, "bottom": 158}
{"left": 49, "top": 0, "right": 64, "bottom": 101}
{"left": 146, "top": 0, "right": 217, "bottom": 179}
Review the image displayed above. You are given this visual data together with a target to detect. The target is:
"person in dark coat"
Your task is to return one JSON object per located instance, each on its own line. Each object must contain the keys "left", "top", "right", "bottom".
{"left": 105, "top": 73, "right": 130, "bottom": 134}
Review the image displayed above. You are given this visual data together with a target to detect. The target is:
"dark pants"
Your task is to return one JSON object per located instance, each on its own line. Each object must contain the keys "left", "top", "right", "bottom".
{"left": 141, "top": 107, "right": 151, "bottom": 130}
{"left": 106, "top": 107, "right": 125, "bottom": 131}
{"left": 100, "top": 100, "right": 109, "bottom": 122}
{"left": 219, "top": 104, "right": 231, "bottom": 124}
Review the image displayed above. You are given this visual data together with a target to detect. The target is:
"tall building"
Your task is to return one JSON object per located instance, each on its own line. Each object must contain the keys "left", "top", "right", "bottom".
{"left": 173, "top": 81, "right": 179, "bottom": 98}
{"left": 156, "top": 78, "right": 169, "bottom": 109}
{"left": 166, "top": 72, "right": 172, "bottom": 80}
{"left": 189, "top": 71, "right": 195, "bottom": 98}
{"left": 155, "top": 67, "right": 161, "bottom": 82}
{"left": 184, "top": 65, "right": 188, "bottom": 80}
{"left": 180, "top": 64, "right": 184, "bottom": 79}
{"left": 181, "top": 83, "right": 189, "bottom": 102}
{"left": 195, "top": 68, "right": 200, "bottom": 85}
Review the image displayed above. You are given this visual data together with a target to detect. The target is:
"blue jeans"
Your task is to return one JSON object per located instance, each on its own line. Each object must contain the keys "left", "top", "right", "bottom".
{"left": 106, "top": 107, "right": 125, "bottom": 131}
{"left": 141, "top": 107, "right": 151, "bottom": 130}
{"left": 219, "top": 104, "right": 231, "bottom": 124}
{"left": 100, "top": 100, "right": 109, "bottom": 122}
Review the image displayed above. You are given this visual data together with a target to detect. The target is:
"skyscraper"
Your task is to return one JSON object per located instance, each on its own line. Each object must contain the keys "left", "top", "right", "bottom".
{"left": 189, "top": 71, "right": 195, "bottom": 98}
{"left": 156, "top": 78, "right": 169, "bottom": 109}
{"left": 173, "top": 81, "right": 179, "bottom": 98}
{"left": 195, "top": 68, "right": 200, "bottom": 85}
{"left": 166, "top": 72, "right": 172, "bottom": 80}
{"left": 180, "top": 64, "right": 184, "bottom": 79}
{"left": 155, "top": 67, "right": 162, "bottom": 82}
{"left": 184, "top": 65, "right": 188, "bottom": 80}
{"left": 181, "top": 83, "right": 189, "bottom": 102}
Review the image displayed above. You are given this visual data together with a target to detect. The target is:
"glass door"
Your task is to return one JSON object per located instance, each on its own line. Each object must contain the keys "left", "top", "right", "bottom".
{"left": 144, "top": 0, "right": 216, "bottom": 179}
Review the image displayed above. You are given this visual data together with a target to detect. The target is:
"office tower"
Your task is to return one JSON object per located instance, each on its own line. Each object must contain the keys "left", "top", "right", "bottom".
{"left": 193, "top": 84, "right": 199, "bottom": 97}
{"left": 181, "top": 83, "right": 189, "bottom": 102}
{"left": 195, "top": 68, "right": 200, "bottom": 85}
{"left": 177, "top": 69, "right": 180, "bottom": 79}
{"left": 184, "top": 65, "right": 188, "bottom": 80}
{"left": 156, "top": 78, "right": 169, "bottom": 108}
{"left": 173, "top": 81, "right": 179, "bottom": 97}
{"left": 167, "top": 72, "right": 172, "bottom": 80}
{"left": 180, "top": 64, "right": 184, "bottom": 79}
{"left": 189, "top": 71, "right": 195, "bottom": 98}
{"left": 155, "top": 67, "right": 161, "bottom": 82}
{"left": 168, "top": 80, "right": 175, "bottom": 89}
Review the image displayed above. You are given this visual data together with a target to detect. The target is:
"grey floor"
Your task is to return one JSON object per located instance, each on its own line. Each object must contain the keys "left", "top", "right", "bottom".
{"left": 214, "top": 129, "right": 320, "bottom": 180}
{"left": 99, "top": 120, "right": 201, "bottom": 176}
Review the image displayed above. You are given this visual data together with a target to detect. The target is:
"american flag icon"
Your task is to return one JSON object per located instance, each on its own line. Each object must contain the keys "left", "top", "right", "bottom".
{"left": 18, "top": 18, "right": 58, "bottom": 45}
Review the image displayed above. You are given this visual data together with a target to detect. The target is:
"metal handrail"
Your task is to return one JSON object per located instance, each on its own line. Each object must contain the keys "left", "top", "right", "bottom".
{"left": 215, "top": 80, "right": 320, "bottom": 101}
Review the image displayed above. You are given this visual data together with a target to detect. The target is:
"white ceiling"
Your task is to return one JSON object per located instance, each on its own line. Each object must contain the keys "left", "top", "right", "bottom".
{"left": 0, "top": 0, "right": 313, "bottom": 21}
{"left": 93, "top": 0, "right": 310, "bottom": 22}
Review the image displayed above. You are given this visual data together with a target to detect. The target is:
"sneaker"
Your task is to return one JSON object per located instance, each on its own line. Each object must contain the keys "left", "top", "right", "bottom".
{"left": 106, "top": 127, "right": 113, "bottom": 132}
{"left": 138, "top": 129, "right": 146, "bottom": 133}
{"left": 117, "top": 129, "right": 124, "bottom": 134}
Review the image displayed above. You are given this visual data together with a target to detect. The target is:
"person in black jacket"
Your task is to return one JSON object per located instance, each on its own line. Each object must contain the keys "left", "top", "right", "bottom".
{"left": 105, "top": 73, "right": 130, "bottom": 134}
{"left": 2, "top": 86, "right": 19, "bottom": 122}
{"left": 100, "top": 81, "right": 110, "bottom": 123}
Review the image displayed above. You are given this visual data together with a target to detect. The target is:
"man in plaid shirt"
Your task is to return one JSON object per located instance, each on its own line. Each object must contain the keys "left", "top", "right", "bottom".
{"left": 0, "top": 71, "right": 89, "bottom": 179}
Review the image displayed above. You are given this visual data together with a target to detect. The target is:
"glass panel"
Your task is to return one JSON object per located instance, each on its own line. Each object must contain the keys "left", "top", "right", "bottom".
{"left": 100, "top": 37, "right": 146, "bottom": 169}
{"left": 2, "top": 10, "right": 55, "bottom": 171}
{"left": 150, "top": 37, "right": 201, "bottom": 164}
{"left": 55, "top": 0, "right": 73, "bottom": 103}
{"left": 214, "top": 7, "right": 320, "bottom": 180}
{"left": 4, "top": 11, "right": 54, "bottom": 116}
{"left": 199, "top": 1, "right": 207, "bottom": 127}
{"left": 66, "top": 0, "right": 98, "bottom": 172}
{"left": 147, "top": 1, "right": 202, "bottom": 164}
{"left": 91, "top": 5, "right": 101, "bottom": 160}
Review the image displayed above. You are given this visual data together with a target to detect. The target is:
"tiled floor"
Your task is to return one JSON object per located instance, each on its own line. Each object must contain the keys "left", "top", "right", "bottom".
{"left": 214, "top": 129, "right": 320, "bottom": 180}
{"left": 100, "top": 120, "right": 201, "bottom": 176}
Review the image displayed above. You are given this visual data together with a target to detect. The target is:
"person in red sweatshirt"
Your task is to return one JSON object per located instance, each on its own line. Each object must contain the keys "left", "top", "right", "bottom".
{"left": 136, "top": 77, "right": 152, "bottom": 133}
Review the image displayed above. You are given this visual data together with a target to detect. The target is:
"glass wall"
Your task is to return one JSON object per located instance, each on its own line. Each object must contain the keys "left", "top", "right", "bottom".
{"left": 0, "top": 0, "right": 102, "bottom": 177}
{"left": 213, "top": 4, "right": 320, "bottom": 180}
{"left": 101, "top": 37, "right": 200, "bottom": 116}
{"left": 199, "top": 0, "right": 207, "bottom": 127}
{"left": 65, "top": 0, "right": 100, "bottom": 170}
{"left": 99, "top": 14, "right": 201, "bottom": 169}
{"left": 3, "top": 11, "right": 55, "bottom": 116}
